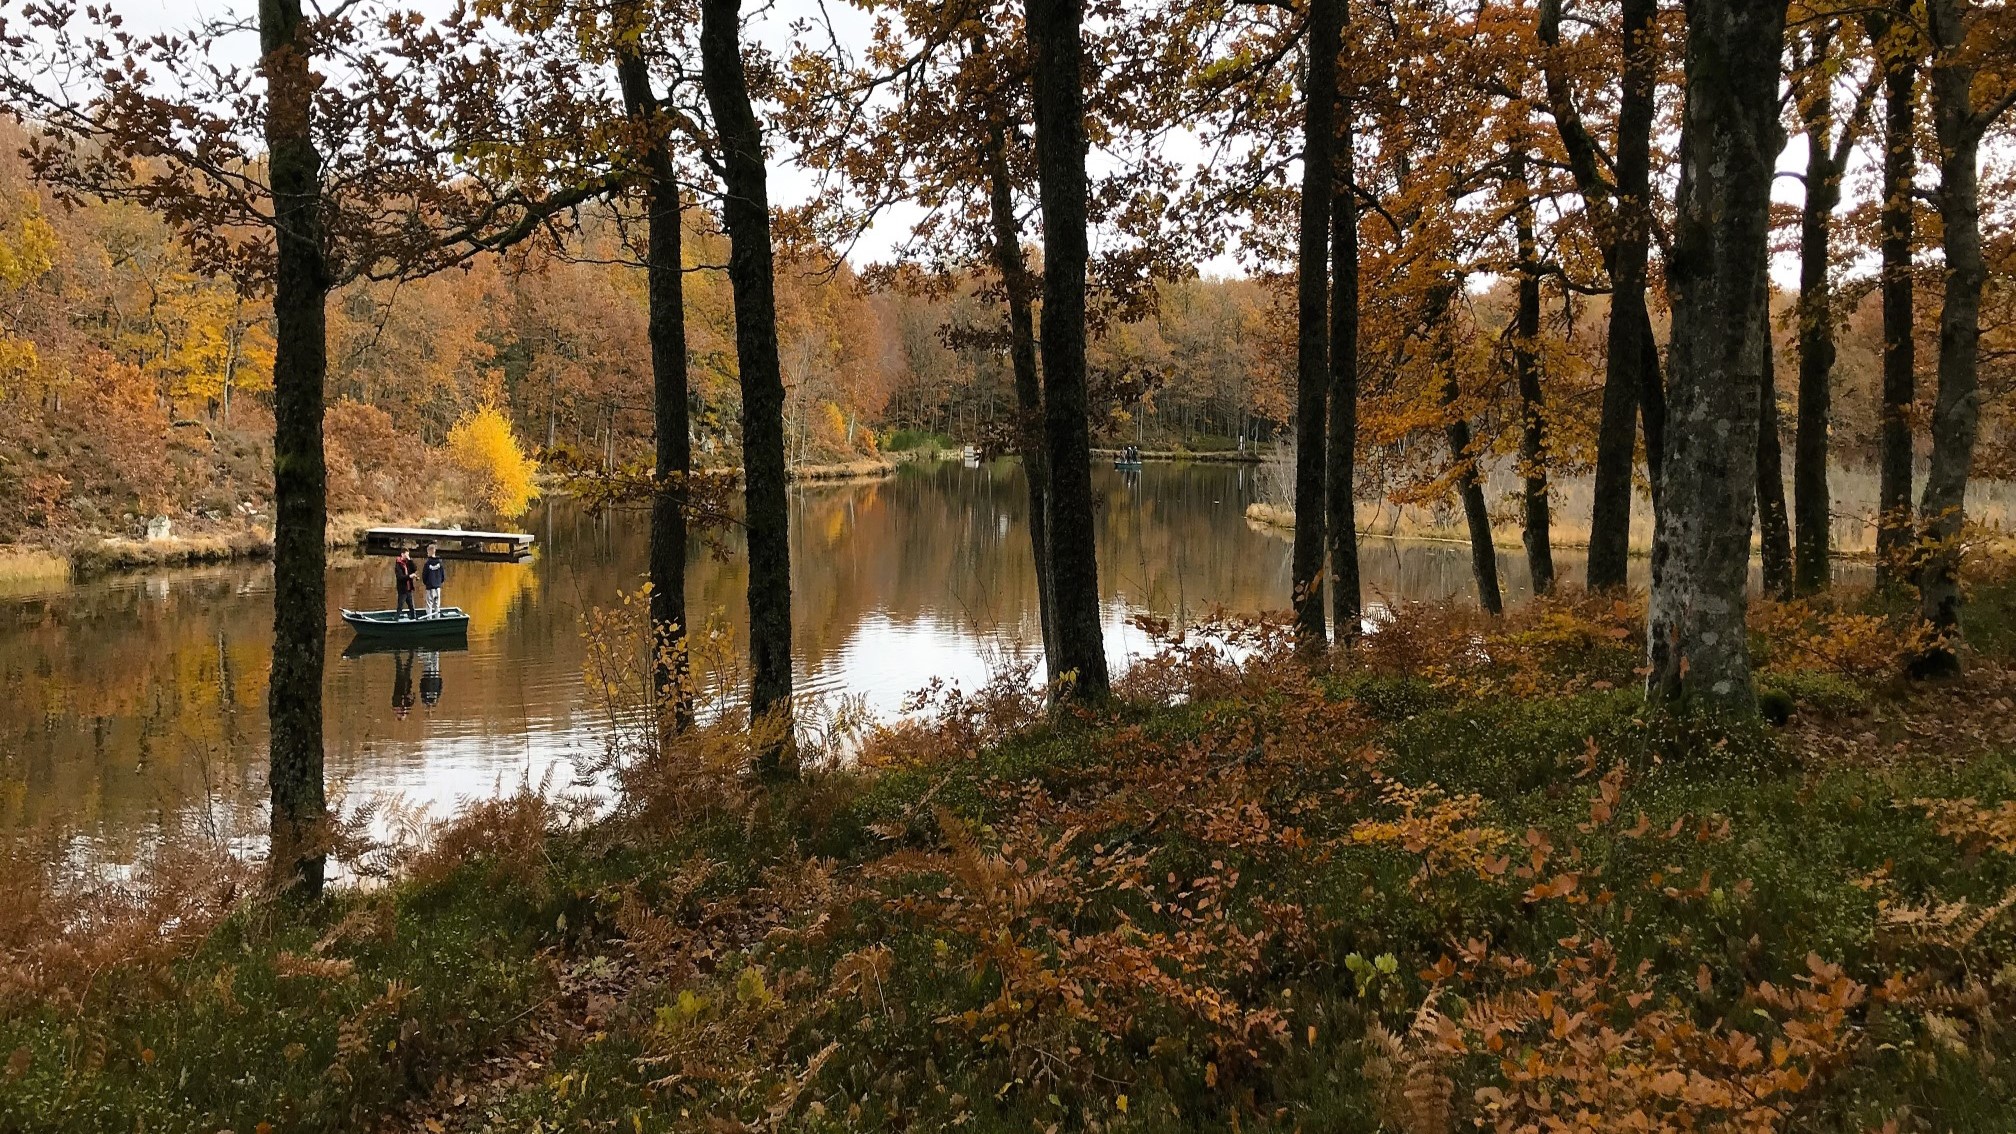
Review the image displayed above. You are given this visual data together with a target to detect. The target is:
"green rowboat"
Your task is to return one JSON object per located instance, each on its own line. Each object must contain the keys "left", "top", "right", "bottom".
{"left": 340, "top": 607, "right": 471, "bottom": 636}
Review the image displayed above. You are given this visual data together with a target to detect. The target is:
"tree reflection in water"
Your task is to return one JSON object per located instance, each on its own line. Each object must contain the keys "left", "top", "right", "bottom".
{"left": 1, "top": 460, "right": 1662, "bottom": 860}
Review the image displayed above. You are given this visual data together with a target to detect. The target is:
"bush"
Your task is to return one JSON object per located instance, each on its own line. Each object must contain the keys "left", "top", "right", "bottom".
{"left": 882, "top": 428, "right": 952, "bottom": 453}
{"left": 446, "top": 402, "right": 540, "bottom": 518}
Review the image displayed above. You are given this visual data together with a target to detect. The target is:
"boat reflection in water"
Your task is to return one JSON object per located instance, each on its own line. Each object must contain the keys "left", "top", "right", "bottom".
{"left": 341, "top": 637, "right": 466, "bottom": 719}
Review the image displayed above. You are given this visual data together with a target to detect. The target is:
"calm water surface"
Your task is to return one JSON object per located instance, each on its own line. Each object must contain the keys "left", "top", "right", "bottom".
{"left": 3, "top": 460, "right": 1591, "bottom": 857}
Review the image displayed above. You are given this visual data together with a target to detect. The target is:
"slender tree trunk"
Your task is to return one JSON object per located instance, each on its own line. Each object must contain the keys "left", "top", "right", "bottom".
{"left": 1793, "top": 74, "right": 1843, "bottom": 595}
{"left": 1326, "top": 94, "right": 1361, "bottom": 640}
{"left": 1509, "top": 148, "right": 1554, "bottom": 596}
{"left": 1026, "top": 0, "right": 1109, "bottom": 699}
{"left": 1586, "top": 0, "right": 1661, "bottom": 589}
{"left": 1646, "top": 0, "right": 1786, "bottom": 713}
{"left": 1913, "top": 0, "right": 1991, "bottom": 676}
{"left": 221, "top": 315, "right": 239, "bottom": 424}
{"left": 1876, "top": 43, "right": 1917, "bottom": 592}
{"left": 1447, "top": 396, "right": 1502, "bottom": 615}
{"left": 1424, "top": 285, "right": 1502, "bottom": 615}
{"left": 987, "top": 119, "right": 1057, "bottom": 663}
{"left": 261, "top": 0, "right": 330, "bottom": 897}
{"left": 616, "top": 47, "right": 693, "bottom": 730}
{"left": 1293, "top": 0, "right": 1342, "bottom": 653}
{"left": 1757, "top": 274, "right": 1793, "bottom": 600}
{"left": 701, "top": 0, "right": 794, "bottom": 751}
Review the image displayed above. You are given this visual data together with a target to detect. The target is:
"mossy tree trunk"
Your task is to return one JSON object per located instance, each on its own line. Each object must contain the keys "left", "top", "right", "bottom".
{"left": 1875, "top": 32, "right": 1917, "bottom": 593}
{"left": 1646, "top": 0, "right": 1787, "bottom": 714}
{"left": 261, "top": 0, "right": 331, "bottom": 898}
{"left": 1913, "top": 0, "right": 2000, "bottom": 677}
{"left": 1294, "top": 0, "right": 1343, "bottom": 653}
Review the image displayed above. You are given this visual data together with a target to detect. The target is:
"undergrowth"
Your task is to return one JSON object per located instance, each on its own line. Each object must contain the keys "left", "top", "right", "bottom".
{"left": 7, "top": 589, "right": 2016, "bottom": 1131}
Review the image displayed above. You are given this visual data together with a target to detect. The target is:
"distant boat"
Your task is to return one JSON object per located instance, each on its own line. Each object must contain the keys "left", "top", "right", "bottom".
{"left": 340, "top": 607, "right": 471, "bottom": 637}
{"left": 1113, "top": 458, "right": 1143, "bottom": 471}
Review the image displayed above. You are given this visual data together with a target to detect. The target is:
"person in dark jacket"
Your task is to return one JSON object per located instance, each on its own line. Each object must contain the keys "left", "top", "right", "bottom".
{"left": 393, "top": 548, "right": 418, "bottom": 619}
{"left": 422, "top": 542, "right": 447, "bottom": 617}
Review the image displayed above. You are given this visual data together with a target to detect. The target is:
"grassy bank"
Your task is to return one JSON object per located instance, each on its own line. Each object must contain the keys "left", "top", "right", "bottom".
{"left": 38, "top": 509, "right": 499, "bottom": 579}
{"left": 9, "top": 589, "right": 2016, "bottom": 1131}
{"left": 790, "top": 457, "right": 898, "bottom": 482}
{"left": 0, "top": 547, "right": 70, "bottom": 594}
{"left": 65, "top": 527, "right": 276, "bottom": 575}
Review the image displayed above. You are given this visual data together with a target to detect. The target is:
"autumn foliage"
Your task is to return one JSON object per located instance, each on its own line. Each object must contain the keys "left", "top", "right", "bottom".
{"left": 446, "top": 402, "right": 541, "bottom": 519}
{"left": 3, "top": 570, "right": 2016, "bottom": 1128}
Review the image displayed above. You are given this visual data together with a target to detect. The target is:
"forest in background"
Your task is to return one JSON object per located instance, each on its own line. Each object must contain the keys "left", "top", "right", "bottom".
{"left": 6, "top": 130, "right": 2006, "bottom": 548}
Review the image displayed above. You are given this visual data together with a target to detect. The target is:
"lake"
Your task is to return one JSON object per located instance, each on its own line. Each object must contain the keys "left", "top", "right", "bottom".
{"left": 0, "top": 459, "right": 1660, "bottom": 859}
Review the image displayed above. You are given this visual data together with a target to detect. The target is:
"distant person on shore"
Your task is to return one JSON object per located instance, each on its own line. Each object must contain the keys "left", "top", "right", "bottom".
{"left": 393, "top": 547, "right": 418, "bottom": 620}
{"left": 422, "top": 542, "right": 447, "bottom": 617}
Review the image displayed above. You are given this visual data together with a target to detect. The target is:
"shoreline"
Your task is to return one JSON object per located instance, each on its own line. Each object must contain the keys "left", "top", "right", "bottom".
{"left": 0, "top": 462, "right": 902, "bottom": 587}
{"left": 1242, "top": 501, "right": 1902, "bottom": 561}
{"left": 5, "top": 509, "right": 493, "bottom": 585}
{"left": 787, "top": 456, "right": 899, "bottom": 482}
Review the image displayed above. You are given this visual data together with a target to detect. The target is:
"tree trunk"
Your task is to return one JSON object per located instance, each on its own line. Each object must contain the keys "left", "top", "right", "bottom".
{"left": 261, "top": 0, "right": 330, "bottom": 897}
{"left": 1757, "top": 273, "right": 1793, "bottom": 601}
{"left": 1293, "top": 0, "right": 1342, "bottom": 653}
{"left": 1582, "top": 0, "right": 1662, "bottom": 590}
{"left": 616, "top": 46, "right": 693, "bottom": 731}
{"left": 1026, "top": 0, "right": 1109, "bottom": 699}
{"left": 1645, "top": 0, "right": 1786, "bottom": 713}
{"left": 701, "top": 0, "right": 795, "bottom": 752}
{"left": 1793, "top": 65, "right": 1844, "bottom": 595}
{"left": 1326, "top": 96, "right": 1361, "bottom": 640}
{"left": 987, "top": 119, "right": 1057, "bottom": 663}
{"left": 1509, "top": 148, "right": 1555, "bottom": 596}
{"left": 1913, "top": 0, "right": 1991, "bottom": 676}
{"left": 1447, "top": 387, "right": 1502, "bottom": 615}
{"left": 1425, "top": 285, "right": 1502, "bottom": 615}
{"left": 1876, "top": 41, "right": 1917, "bottom": 592}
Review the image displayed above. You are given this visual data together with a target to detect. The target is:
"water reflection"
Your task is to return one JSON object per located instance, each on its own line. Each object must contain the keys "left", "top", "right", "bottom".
{"left": 0, "top": 460, "right": 1732, "bottom": 856}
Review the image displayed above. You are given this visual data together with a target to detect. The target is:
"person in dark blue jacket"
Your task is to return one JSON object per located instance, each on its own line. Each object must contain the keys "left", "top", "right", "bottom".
{"left": 422, "top": 542, "right": 447, "bottom": 617}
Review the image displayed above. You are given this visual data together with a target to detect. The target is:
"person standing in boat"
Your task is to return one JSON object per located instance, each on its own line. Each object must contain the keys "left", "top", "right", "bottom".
{"left": 393, "top": 547, "right": 418, "bottom": 620}
{"left": 422, "top": 542, "right": 447, "bottom": 618}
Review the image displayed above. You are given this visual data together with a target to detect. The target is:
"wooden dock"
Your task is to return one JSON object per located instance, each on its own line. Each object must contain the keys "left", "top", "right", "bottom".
{"left": 361, "top": 527, "right": 535, "bottom": 563}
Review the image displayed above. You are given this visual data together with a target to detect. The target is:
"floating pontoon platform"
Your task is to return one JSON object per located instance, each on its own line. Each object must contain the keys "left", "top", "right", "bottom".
{"left": 361, "top": 527, "right": 535, "bottom": 563}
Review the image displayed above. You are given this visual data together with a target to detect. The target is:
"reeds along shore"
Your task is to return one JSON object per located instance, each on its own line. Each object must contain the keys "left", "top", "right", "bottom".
{"left": 1252, "top": 449, "right": 2016, "bottom": 556}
